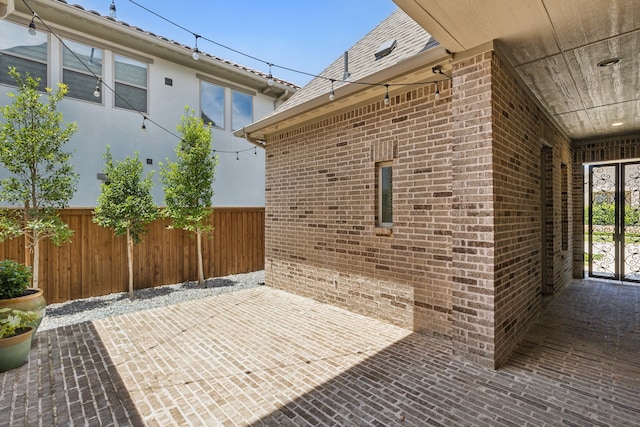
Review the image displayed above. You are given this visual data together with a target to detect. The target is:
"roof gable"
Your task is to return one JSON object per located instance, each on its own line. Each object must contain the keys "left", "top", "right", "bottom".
{"left": 272, "top": 8, "right": 435, "bottom": 116}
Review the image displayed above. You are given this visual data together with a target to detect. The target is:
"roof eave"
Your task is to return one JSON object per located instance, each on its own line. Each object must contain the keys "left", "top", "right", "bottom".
{"left": 236, "top": 45, "right": 451, "bottom": 139}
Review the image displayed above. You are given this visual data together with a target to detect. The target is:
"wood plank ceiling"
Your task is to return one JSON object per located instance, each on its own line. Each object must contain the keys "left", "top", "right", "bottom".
{"left": 393, "top": 0, "right": 640, "bottom": 140}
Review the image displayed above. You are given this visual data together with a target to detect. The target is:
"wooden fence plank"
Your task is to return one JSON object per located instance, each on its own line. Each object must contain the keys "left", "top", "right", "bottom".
{"left": 0, "top": 207, "right": 264, "bottom": 303}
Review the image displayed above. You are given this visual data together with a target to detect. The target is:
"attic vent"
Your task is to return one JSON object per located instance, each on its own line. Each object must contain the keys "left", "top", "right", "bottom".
{"left": 374, "top": 38, "right": 397, "bottom": 60}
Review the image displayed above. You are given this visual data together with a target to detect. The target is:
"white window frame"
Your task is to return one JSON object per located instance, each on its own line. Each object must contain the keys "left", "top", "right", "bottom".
{"left": 61, "top": 39, "right": 103, "bottom": 103}
{"left": 0, "top": 19, "right": 49, "bottom": 88}
{"left": 200, "top": 80, "right": 225, "bottom": 129}
{"left": 113, "top": 54, "right": 148, "bottom": 113}
{"left": 231, "top": 89, "right": 253, "bottom": 131}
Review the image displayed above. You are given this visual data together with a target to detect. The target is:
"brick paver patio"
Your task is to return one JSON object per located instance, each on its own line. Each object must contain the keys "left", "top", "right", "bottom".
{"left": 1, "top": 279, "right": 639, "bottom": 426}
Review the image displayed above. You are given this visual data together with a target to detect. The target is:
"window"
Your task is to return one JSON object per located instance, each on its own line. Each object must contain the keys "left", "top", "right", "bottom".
{"left": 377, "top": 162, "right": 393, "bottom": 227}
{"left": 0, "top": 20, "right": 48, "bottom": 87}
{"left": 114, "top": 54, "right": 147, "bottom": 112}
{"left": 200, "top": 81, "right": 224, "bottom": 128}
{"left": 62, "top": 39, "right": 102, "bottom": 103}
{"left": 232, "top": 90, "right": 252, "bottom": 131}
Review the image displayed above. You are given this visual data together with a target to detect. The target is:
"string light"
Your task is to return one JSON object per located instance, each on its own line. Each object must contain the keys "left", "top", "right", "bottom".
{"left": 384, "top": 84, "right": 390, "bottom": 106}
{"left": 28, "top": 14, "right": 37, "bottom": 35}
{"left": 267, "top": 63, "right": 274, "bottom": 86}
{"left": 254, "top": 146, "right": 257, "bottom": 156}
{"left": 141, "top": 116, "right": 147, "bottom": 133}
{"left": 435, "top": 82, "right": 440, "bottom": 100}
{"left": 192, "top": 34, "right": 200, "bottom": 61}
{"left": 329, "top": 79, "right": 335, "bottom": 102}
{"left": 93, "top": 78, "right": 101, "bottom": 98}
{"left": 109, "top": 0, "right": 116, "bottom": 18}
{"left": 236, "top": 152, "right": 239, "bottom": 162}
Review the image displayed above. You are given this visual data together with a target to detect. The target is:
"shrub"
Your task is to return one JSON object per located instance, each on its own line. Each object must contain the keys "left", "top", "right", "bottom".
{"left": 0, "top": 260, "right": 32, "bottom": 299}
{"left": 0, "top": 308, "right": 37, "bottom": 339}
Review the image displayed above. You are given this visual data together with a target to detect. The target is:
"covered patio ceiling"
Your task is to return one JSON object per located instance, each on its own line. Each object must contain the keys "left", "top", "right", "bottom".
{"left": 393, "top": 0, "right": 640, "bottom": 141}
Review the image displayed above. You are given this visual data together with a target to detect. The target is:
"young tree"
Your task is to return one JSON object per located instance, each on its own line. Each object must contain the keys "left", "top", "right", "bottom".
{"left": 0, "top": 68, "right": 78, "bottom": 289}
{"left": 161, "top": 107, "right": 217, "bottom": 285}
{"left": 93, "top": 147, "right": 157, "bottom": 297}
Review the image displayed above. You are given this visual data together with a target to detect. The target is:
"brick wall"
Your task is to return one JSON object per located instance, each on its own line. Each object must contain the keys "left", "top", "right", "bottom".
{"left": 450, "top": 49, "right": 572, "bottom": 368}
{"left": 264, "top": 46, "right": 573, "bottom": 368}
{"left": 265, "top": 81, "right": 454, "bottom": 337}
{"left": 572, "top": 135, "right": 640, "bottom": 278}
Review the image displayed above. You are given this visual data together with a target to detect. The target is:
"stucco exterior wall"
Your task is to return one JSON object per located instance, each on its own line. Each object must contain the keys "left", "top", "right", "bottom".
{"left": 0, "top": 26, "right": 272, "bottom": 208}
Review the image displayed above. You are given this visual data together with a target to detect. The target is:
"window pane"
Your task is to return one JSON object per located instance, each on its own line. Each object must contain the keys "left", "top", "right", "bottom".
{"left": 115, "top": 82, "right": 147, "bottom": 112}
{"left": 381, "top": 166, "right": 392, "bottom": 224}
{"left": 0, "top": 20, "right": 48, "bottom": 86}
{"left": 63, "top": 69, "right": 101, "bottom": 103}
{"left": 63, "top": 40, "right": 102, "bottom": 76}
{"left": 232, "top": 90, "right": 252, "bottom": 131}
{"left": 114, "top": 55, "right": 147, "bottom": 87}
{"left": 0, "top": 55, "right": 47, "bottom": 87}
{"left": 201, "top": 81, "right": 224, "bottom": 128}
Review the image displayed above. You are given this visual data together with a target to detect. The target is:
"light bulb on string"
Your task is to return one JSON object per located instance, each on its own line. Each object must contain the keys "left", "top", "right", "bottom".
{"left": 28, "top": 15, "right": 37, "bottom": 36}
{"left": 93, "top": 79, "right": 101, "bottom": 98}
{"left": 383, "top": 84, "right": 390, "bottom": 106}
{"left": 435, "top": 82, "right": 440, "bottom": 100}
{"left": 267, "top": 63, "right": 274, "bottom": 86}
{"left": 192, "top": 34, "right": 201, "bottom": 60}
{"left": 109, "top": 0, "right": 117, "bottom": 18}
{"left": 141, "top": 117, "right": 147, "bottom": 133}
{"left": 329, "top": 79, "right": 335, "bottom": 102}
{"left": 254, "top": 147, "right": 257, "bottom": 156}
{"left": 236, "top": 152, "right": 239, "bottom": 162}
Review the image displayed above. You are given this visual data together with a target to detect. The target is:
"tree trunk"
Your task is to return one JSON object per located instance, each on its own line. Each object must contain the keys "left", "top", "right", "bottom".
{"left": 31, "top": 238, "right": 39, "bottom": 289}
{"left": 127, "top": 227, "right": 134, "bottom": 298}
{"left": 196, "top": 228, "right": 204, "bottom": 286}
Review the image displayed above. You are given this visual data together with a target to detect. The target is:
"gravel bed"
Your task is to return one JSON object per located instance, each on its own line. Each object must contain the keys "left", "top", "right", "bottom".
{"left": 39, "top": 270, "right": 265, "bottom": 331}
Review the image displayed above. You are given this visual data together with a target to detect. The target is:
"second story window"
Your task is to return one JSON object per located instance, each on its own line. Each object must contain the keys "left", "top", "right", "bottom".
{"left": 200, "top": 81, "right": 224, "bottom": 128}
{"left": 114, "top": 54, "right": 147, "bottom": 112}
{"left": 0, "top": 20, "right": 48, "bottom": 87}
{"left": 231, "top": 90, "right": 253, "bottom": 131}
{"left": 62, "top": 39, "right": 102, "bottom": 103}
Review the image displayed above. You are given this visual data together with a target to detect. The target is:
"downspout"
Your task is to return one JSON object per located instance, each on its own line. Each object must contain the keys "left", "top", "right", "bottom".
{"left": 273, "top": 89, "right": 290, "bottom": 110}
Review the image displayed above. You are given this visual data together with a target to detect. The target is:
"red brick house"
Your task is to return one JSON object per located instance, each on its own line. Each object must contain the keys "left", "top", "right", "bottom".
{"left": 238, "top": 2, "right": 639, "bottom": 368}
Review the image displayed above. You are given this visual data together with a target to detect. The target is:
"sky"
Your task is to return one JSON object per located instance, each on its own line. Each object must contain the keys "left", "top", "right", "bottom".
{"left": 72, "top": 0, "right": 399, "bottom": 87}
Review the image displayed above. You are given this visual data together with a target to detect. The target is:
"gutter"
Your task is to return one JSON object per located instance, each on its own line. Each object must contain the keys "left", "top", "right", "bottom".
{"left": 238, "top": 45, "right": 452, "bottom": 138}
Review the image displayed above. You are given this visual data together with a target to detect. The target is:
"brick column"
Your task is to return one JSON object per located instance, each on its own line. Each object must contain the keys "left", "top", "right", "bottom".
{"left": 450, "top": 50, "right": 496, "bottom": 368}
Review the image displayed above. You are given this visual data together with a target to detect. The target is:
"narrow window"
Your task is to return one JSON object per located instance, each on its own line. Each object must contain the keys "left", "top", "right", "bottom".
{"left": 0, "top": 20, "right": 48, "bottom": 87}
{"left": 114, "top": 54, "right": 148, "bottom": 112}
{"left": 231, "top": 90, "right": 252, "bottom": 131}
{"left": 200, "top": 81, "right": 224, "bottom": 128}
{"left": 377, "top": 161, "right": 393, "bottom": 227}
{"left": 62, "top": 39, "right": 102, "bottom": 103}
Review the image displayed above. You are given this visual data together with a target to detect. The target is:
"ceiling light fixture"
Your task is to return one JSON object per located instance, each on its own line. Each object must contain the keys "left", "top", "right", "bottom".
{"left": 597, "top": 58, "right": 621, "bottom": 67}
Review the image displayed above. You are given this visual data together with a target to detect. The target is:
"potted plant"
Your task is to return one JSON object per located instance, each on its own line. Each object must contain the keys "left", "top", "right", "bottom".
{"left": 0, "top": 307, "right": 37, "bottom": 372}
{"left": 0, "top": 259, "right": 45, "bottom": 332}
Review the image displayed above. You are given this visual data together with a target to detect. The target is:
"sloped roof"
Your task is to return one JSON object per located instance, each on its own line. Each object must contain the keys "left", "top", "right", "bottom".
{"left": 277, "top": 8, "right": 436, "bottom": 114}
{"left": 239, "top": 8, "right": 442, "bottom": 138}
{"left": 11, "top": 0, "right": 299, "bottom": 93}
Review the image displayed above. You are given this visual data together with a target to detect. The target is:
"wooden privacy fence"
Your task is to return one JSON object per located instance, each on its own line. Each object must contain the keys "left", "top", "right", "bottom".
{"left": 0, "top": 207, "right": 264, "bottom": 304}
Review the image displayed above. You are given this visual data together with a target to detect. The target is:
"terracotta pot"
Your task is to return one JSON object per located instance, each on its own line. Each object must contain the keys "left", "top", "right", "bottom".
{"left": 0, "top": 289, "right": 46, "bottom": 332}
{"left": 0, "top": 327, "right": 34, "bottom": 372}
